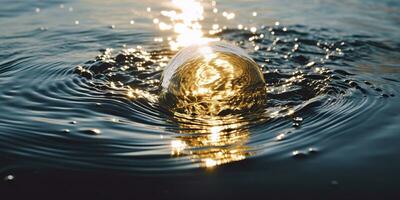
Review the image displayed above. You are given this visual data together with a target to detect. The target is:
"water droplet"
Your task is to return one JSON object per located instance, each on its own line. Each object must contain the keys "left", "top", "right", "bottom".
{"left": 153, "top": 18, "right": 159, "bottom": 24}
{"left": 130, "top": 20, "right": 135, "bottom": 25}
{"left": 305, "top": 62, "right": 315, "bottom": 67}
{"left": 276, "top": 133, "right": 285, "bottom": 141}
{"left": 292, "top": 43, "right": 299, "bottom": 51}
{"left": 35, "top": 8, "right": 40, "bottom": 13}
{"left": 364, "top": 81, "right": 372, "bottom": 85}
{"left": 348, "top": 81, "right": 358, "bottom": 87}
{"left": 82, "top": 129, "right": 101, "bottom": 135}
{"left": 147, "top": 7, "right": 151, "bottom": 12}
{"left": 212, "top": 24, "right": 219, "bottom": 30}
{"left": 252, "top": 12, "right": 257, "bottom": 17}
{"left": 226, "top": 12, "right": 235, "bottom": 20}
{"left": 74, "top": 20, "right": 80, "bottom": 25}
{"left": 205, "top": 158, "right": 217, "bottom": 168}
{"left": 63, "top": 129, "right": 70, "bottom": 133}
{"left": 308, "top": 147, "right": 318, "bottom": 154}
{"left": 292, "top": 150, "right": 307, "bottom": 158}
{"left": 70, "top": 121, "right": 77, "bottom": 124}
{"left": 293, "top": 117, "right": 303, "bottom": 122}
{"left": 74, "top": 65, "right": 92, "bottom": 79}
{"left": 154, "top": 37, "right": 163, "bottom": 42}
{"left": 4, "top": 175, "right": 14, "bottom": 181}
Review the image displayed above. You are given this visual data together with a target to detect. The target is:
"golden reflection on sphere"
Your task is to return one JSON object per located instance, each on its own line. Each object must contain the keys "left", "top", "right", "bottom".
{"left": 160, "top": 42, "right": 266, "bottom": 116}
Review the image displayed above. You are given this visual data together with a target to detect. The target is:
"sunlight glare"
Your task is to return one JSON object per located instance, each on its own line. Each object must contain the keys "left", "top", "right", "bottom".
{"left": 158, "top": 0, "right": 218, "bottom": 50}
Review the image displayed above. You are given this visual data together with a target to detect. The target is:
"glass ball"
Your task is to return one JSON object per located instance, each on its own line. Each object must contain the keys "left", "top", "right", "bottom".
{"left": 160, "top": 42, "right": 266, "bottom": 116}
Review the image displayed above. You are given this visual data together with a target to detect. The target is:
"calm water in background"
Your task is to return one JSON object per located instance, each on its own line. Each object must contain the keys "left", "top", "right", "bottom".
{"left": 0, "top": 0, "right": 400, "bottom": 198}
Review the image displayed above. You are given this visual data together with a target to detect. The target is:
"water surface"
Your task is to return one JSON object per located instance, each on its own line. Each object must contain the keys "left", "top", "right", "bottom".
{"left": 1, "top": 0, "right": 399, "bottom": 198}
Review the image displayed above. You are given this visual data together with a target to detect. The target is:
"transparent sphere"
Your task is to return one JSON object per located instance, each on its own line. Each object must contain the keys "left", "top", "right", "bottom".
{"left": 160, "top": 42, "right": 266, "bottom": 116}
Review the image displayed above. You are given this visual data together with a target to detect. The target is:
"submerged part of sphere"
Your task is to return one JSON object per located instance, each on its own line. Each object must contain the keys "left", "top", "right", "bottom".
{"left": 160, "top": 42, "right": 266, "bottom": 116}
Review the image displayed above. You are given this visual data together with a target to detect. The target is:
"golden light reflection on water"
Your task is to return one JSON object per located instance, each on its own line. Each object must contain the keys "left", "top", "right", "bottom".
{"left": 156, "top": 0, "right": 219, "bottom": 50}
{"left": 112, "top": 0, "right": 270, "bottom": 167}
{"left": 149, "top": 0, "right": 266, "bottom": 168}
{"left": 170, "top": 116, "right": 250, "bottom": 168}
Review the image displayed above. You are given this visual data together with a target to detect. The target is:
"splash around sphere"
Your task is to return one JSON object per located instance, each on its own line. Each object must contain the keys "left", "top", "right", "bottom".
{"left": 160, "top": 42, "right": 267, "bottom": 116}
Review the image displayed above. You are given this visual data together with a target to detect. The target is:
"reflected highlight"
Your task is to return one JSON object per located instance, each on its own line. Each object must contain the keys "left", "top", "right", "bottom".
{"left": 160, "top": 42, "right": 266, "bottom": 116}
{"left": 170, "top": 116, "right": 250, "bottom": 168}
{"left": 162, "top": 42, "right": 267, "bottom": 168}
{"left": 158, "top": 0, "right": 218, "bottom": 50}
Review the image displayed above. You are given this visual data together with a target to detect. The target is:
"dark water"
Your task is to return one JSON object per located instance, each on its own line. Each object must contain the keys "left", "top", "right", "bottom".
{"left": 1, "top": 0, "right": 400, "bottom": 198}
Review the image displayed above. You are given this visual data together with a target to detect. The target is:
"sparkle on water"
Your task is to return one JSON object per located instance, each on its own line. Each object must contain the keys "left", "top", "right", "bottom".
{"left": 137, "top": 0, "right": 267, "bottom": 168}
{"left": 1, "top": 1, "right": 400, "bottom": 198}
{"left": 68, "top": 0, "right": 397, "bottom": 170}
{"left": 156, "top": 0, "right": 219, "bottom": 50}
{"left": 73, "top": 0, "right": 333, "bottom": 168}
